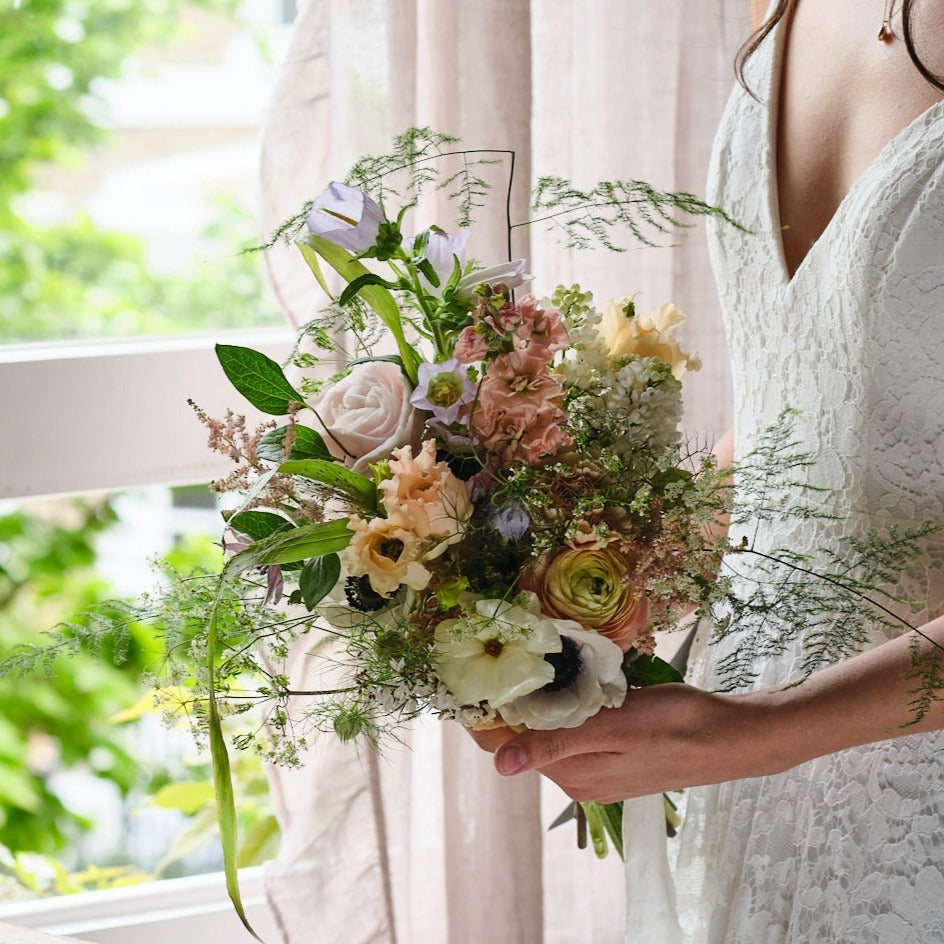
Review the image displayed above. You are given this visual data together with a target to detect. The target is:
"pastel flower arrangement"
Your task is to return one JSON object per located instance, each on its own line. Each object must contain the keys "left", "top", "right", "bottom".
{"left": 75, "top": 131, "right": 938, "bottom": 930}
{"left": 200, "top": 167, "right": 725, "bottom": 748}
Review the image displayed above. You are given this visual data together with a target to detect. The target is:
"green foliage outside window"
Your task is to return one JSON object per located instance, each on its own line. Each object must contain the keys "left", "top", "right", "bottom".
{"left": 0, "top": 0, "right": 284, "bottom": 342}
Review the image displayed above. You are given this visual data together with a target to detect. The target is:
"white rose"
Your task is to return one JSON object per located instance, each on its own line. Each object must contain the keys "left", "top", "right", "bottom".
{"left": 308, "top": 361, "right": 418, "bottom": 474}
{"left": 497, "top": 626, "right": 627, "bottom": 730}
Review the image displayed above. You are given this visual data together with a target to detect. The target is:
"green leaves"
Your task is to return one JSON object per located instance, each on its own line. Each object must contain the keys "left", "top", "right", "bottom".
{"left": 208, "top": 695, "right": 263, "bottom": 942}
{"left": 298, "top": 554, "right": 342, "bottom": 610}
{"left": 256, "top": 425, "right": 333, "bottom": 463}
{"left": 338, "top": 272, "right": 399, "bottom": 307}
{"left": 622, "top": 652, "right": 684, "bottom": 688}
{"left": 222, "top": 519, "right": 353, "bottom": 579}
{"left": 228, "top": 511, "right": 292, "bottom": 542}
{"left": 295, "top": 236, "right": 421, "bottom": 383}
{"left": 215, "top": 345, "right": 305, "bottom": 415}
{"left": 278, "top": 459, "right": 378, "bottom": 512}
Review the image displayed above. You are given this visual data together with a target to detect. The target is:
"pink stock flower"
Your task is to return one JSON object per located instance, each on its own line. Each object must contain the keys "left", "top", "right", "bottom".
{"left": 470, "top": 400, "right": 571, "bottom": 465}
{"left": 478, "top": 350, "right": 563, "bottom": 408}
{"left": 468, "top": 350, "right": 571, "bottom": 464}
{"left": 514, "top": 295, "right": 569, "bottom": 359}
{"left": 453, "top": 325, "right": 489, "bottom": 364}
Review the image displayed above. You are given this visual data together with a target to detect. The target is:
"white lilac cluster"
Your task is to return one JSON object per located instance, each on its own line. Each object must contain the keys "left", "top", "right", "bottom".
{"left": 605, "top": 357, "right": 683, "bottom": 457}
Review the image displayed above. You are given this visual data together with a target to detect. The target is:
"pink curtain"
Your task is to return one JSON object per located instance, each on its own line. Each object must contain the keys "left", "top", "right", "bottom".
{"left": 259, "top": 3, "right": 746, "bottom": 941}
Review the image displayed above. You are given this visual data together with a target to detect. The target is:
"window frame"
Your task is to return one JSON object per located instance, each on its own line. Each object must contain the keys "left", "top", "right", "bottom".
{"left": 0, "top": 332, "right": 294, "bottom": 936}
{"left": 0, "top": 866, "right": 279, "bottom": 943}
{"left": 1, "top": 330, "right": 294, "bottom": 502}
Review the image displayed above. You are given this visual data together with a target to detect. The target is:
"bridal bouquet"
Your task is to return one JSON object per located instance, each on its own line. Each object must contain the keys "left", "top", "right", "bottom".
{"left": 207, "top": 229, "right": 714, "bottom": 741}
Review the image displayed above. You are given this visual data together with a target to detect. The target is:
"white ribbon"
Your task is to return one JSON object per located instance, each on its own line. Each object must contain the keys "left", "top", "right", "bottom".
{"left": 622, "top": 792, "right": 684, "bottom": 944}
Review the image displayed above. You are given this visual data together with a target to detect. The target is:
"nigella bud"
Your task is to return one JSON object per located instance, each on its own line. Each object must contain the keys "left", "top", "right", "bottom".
{"left": 541, "top": 635, "right": 583, "bottom": 692}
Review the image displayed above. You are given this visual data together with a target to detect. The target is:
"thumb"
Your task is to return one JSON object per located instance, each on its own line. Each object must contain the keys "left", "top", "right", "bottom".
{"left": 494, "top": 726, "right": 594, "bottom": 776}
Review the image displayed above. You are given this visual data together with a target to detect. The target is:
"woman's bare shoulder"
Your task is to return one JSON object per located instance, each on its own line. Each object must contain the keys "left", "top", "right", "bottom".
{"left": 750, "top": 0, "right": 770, "bottom": 30}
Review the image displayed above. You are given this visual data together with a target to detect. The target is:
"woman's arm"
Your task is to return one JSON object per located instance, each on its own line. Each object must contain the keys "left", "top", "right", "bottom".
{"left": 474, "top": 617, "right": 944, "bottom": 804}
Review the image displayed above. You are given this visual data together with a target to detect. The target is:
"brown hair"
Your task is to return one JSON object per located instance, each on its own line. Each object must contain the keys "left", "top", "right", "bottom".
{"left": 736, "top": 0, "right": 944, "bottom": 93}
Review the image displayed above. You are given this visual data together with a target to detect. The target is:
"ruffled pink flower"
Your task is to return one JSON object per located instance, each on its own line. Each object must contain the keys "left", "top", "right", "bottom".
{"left": 470, "top": 400, "right": 571, "bottom": 465}
{"left": 478, "top": 350, "right": 562, "bottom": 409}
{"left": 514, "top": 295, "right": 569, "bottom": 360}
{"left": 453, "top": 325, "right": 489, "bottom": 364}
{"left": 467, "top": 350, "right": 572, "bottom": 464}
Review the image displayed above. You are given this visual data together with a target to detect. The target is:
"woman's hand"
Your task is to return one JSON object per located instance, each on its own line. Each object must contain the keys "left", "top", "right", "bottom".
{"left": 469, "top": 616, "right": 944, "bottom": 803}
{"left": 471, "top": 683, "right": 792, "bottom": 804}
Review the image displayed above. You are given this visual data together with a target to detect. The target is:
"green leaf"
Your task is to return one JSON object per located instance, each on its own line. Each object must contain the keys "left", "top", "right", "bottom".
{"left": 215, "top": 344, "right": 305, "bottom": 415}
{"left": 208, "top": 696, "right": 263, "bottom": 941}
{"left": 338, "top": 272, "right": 398, "bottom": 307}
{"left": 622, "top": 652, "right": 684, "bottom": 687}
{"left": 256, "top": 425, "right": 332, "bottom": 463}
{"left": 236, "top": 814, "right": 280, "bottom": 869}
{"left": 298, "top": 554, "right": 341, "bottom": 610}
{"left": 223, "top": 519, "right": 354, "bottom": 578}
{"left": 347, "top": 354, "right": 407, "bottom": 372}
{"left": 228, "top": 511, "right": 293, "bottom": 543}
{"left": 294, "top": 239, "right": 336, "bottom": 300}
{"left": 151, "top": 781, "right": 215, "bottom": 815}
{"left": 416, "top": 258, "right": 440, "bottom": 288}
{"left": 278, "top": 459, "right": 378, "bottom": 512}
{"left": 295, "top": 235, "right": 421, "bottom": 384}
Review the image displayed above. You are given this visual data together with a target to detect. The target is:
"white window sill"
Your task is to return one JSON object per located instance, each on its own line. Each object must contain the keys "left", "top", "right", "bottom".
{"left": 0, "top": 868, "right": 280, "bottom": 943}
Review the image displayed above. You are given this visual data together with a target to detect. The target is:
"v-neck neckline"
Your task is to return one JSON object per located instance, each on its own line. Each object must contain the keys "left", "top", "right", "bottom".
{"left": 765, "top": 14, "right": 944, "bottom": 290}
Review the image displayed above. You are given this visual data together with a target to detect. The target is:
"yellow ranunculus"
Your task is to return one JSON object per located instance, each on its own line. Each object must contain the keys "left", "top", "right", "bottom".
{"left": 524, "top": 547, "right": 647, "bottom": 651}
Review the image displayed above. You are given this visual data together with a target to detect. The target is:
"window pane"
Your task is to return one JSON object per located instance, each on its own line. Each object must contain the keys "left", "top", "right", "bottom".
{"left": 1, "top": 1, "right": 293, "bottom": 344}
{"left": 0, "top": 486, "right": 276, "bottom": 896}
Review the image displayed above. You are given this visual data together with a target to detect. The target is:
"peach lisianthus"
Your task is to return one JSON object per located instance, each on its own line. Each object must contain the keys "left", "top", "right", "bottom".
{"left": 600, "top": 298, "right": 701, "bottom": 378}
{"left": 379, "top": 440, "right": 473, "bottom": 555}
{"left": 521, "top": 547, "right": 648, "bottom": 651}
{"left": 341, "top": 513, "right": 432, "bottom": 596}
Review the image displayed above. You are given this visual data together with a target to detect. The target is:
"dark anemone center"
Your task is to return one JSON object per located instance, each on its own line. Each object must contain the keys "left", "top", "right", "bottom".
{"left": 483, "top": 638, "right": 504, "bottom": 658}
{"left": 344, "top": 574, "right": 391, "bottom": 612}
{"left": 541, "top": 635, "right": 583, "bottom": 692}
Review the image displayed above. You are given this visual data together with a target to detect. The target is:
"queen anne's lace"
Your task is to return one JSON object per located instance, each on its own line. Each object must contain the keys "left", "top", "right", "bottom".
{"left": 667, "top": 21, "right": 944, "bottom": 944}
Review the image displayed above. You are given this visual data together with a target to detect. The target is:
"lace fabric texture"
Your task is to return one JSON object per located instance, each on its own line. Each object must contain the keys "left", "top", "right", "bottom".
{"left": 666, "top": 22, "right": 944, "bottom": 944}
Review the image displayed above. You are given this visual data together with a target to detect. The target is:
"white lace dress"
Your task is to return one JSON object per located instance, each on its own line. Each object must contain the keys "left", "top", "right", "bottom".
{"left": 661, "top": 20, "right": 944, "bottom": 944}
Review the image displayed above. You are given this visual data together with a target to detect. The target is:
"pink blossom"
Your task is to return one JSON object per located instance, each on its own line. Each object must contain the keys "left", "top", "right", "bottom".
{"left": 470, "top": 400, "right": 571, "bottom": 465}
{"left": 453, "top": 325, "right": 489, "bottom": 364}
{"left": 379, "top": 440, "right": 473, "bottom": 554}
{"left": 514, "top": 295, "right": 569, "bottom": 359}
{"left": 479, "top": 350, "right": 562, "bottom": 407}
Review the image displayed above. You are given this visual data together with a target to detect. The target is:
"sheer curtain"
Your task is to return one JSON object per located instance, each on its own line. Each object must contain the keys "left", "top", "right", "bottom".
{"left": 258, "top": 3, "right": 746, "bottom": 942}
